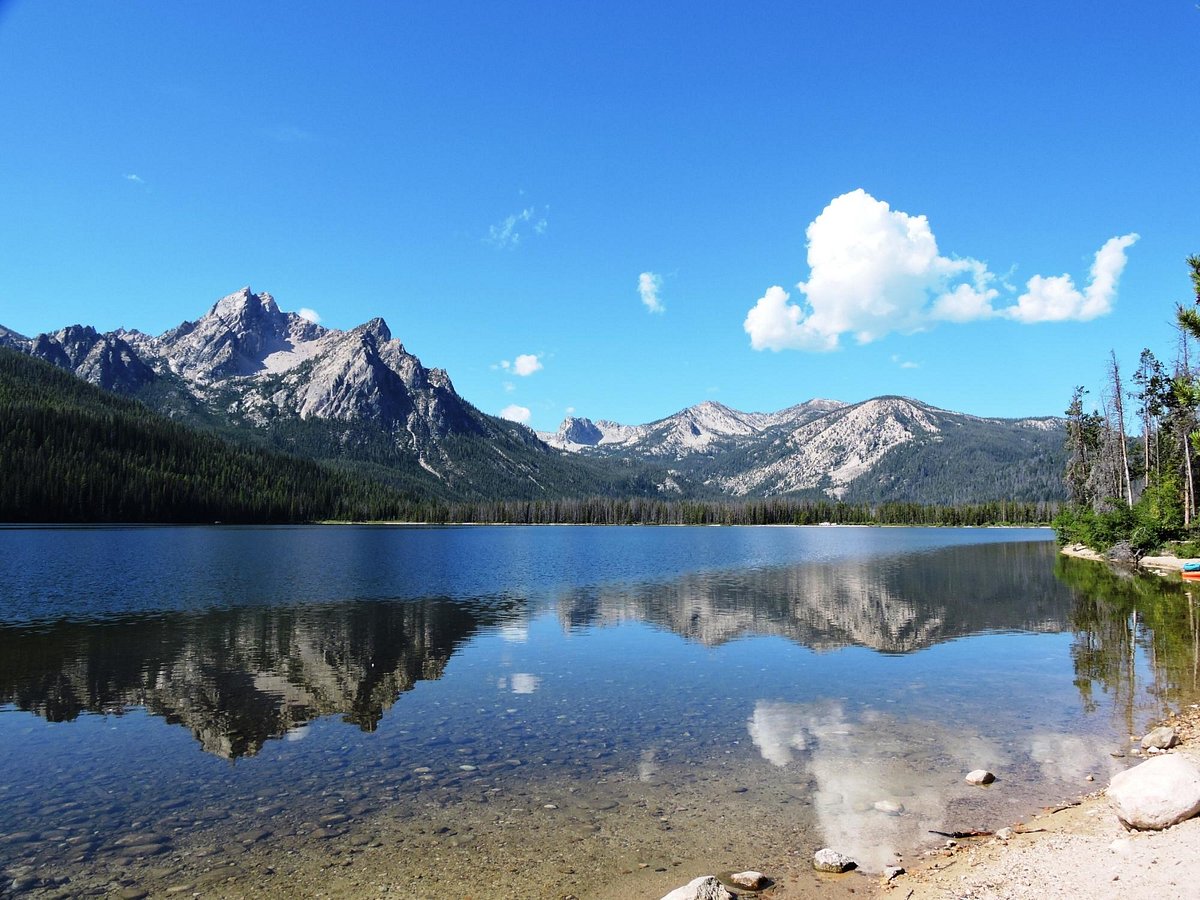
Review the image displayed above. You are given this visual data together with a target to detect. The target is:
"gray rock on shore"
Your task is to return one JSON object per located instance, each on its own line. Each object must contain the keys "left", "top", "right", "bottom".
{"left": 1140, "top": 726, "right": 1180, "bottom": 751}
{"left": 1107, "top": 753, "right": 1200, "bottom": 830}
{"left": 812, "top": 848, "right": 856, "bottom": 872}
{"left": 965, "top": 769, "right": 996, "bottom": 785}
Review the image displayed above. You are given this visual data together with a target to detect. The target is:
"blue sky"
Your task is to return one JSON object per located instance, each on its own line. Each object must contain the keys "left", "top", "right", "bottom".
{"left": 1, "top": 1, "right": 1196, "bottom": 431}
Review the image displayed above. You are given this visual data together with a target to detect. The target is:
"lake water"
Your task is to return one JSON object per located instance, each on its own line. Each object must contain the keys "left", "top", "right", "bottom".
{"left": 1, "top": 525, "right": 1198, "bottom": 898}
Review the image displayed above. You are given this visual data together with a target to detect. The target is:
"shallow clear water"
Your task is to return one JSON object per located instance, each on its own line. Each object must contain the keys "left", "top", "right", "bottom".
{"left": 0, "top": 525, "right": 1197, "bottom": 898}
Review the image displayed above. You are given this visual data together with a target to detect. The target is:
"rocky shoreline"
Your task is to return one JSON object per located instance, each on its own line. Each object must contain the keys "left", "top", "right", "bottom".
{"left": 654, "top": 705, "right": 1200, "bottom": 900}
{"left": 655, "top": 547, "right": 1200, "bottom": 900}
{"left": 883, "top": 704, "right": 1200, "bottom": 900}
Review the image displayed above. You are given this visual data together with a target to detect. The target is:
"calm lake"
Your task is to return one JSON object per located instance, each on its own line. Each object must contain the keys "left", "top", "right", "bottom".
{"left": 1, "top": 525, "right": 1197, "bottom": 898}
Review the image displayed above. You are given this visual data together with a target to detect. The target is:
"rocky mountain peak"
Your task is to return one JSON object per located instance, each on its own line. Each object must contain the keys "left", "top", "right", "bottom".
{"left": 557, "top": 416, "right": 604, "bottom": 446}
{"left": 159, "top": 287, "right": 299, "bottom": 382}
{"left": 352, "top": 317, "right": 392, "bottom": 344}
{"left": 27, "top": 325, "right": 154, "bottom": 393}
{"left": 0, "top": 324, "right": 29, "bottom": 349}
{"left": 210, "top": 286, "right": 281, "bottom": 322}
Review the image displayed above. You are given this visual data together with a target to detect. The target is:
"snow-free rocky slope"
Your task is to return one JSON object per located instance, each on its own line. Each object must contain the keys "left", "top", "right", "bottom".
{"left": 5, "top": 287, "right": 1065, "bottom": 504}
{"left": 538, "top": 397, "right": 1064, "bottom": 504}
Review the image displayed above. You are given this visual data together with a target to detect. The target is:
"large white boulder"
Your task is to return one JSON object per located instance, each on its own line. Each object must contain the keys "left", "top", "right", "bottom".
{"left": 1107, "top": 753, "right": 1200, "bottom": 830}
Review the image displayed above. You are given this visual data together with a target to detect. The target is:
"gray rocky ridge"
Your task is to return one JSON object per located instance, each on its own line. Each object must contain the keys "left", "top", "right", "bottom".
{"left": 7, "top": 287, "right": 502, "bottom": 480}
{"left": 0, "top": 323, "right": 29, "bottom": 349}
{"left": 537, "top": 393, "right": 1064, "bottom": 502}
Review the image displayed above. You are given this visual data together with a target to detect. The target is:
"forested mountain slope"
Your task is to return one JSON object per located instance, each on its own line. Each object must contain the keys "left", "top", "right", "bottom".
{"left": 0, "top": 349, "right": 412, "bottom": 522}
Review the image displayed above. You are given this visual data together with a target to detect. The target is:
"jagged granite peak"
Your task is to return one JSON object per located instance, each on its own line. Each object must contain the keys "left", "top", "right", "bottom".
{"left": 156, "top": 286, "right": 329, "bottom": 383}
{"left": 542, "top": 393, "right": 1064, "bottom": 502}
{"left": 352, "top": 316, "right": 392, "bottom": 343}
{"left": 280, "top": 323, "right": 418, "bottom": 424}
{"left": 0, "top": 324, "right": 30, "bottom": 350}
{"left": 540, "top": 397, "right": 852, "bottom": 456}
{"left": 557, "top": 416, "right": 605, "bottom": 446}
{"left": 28, "top": 324, "right": 155, "bottom": 394}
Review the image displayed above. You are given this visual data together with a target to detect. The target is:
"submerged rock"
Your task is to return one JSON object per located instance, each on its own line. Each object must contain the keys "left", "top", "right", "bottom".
{"left": 812, "top": 848, "right": 856, "bottom": 872}
{"left": 874, "top": 799, "right": 905, "bottom": 815}
{"left": 659, "top": 875, "right": 735, "bottom": 900}
{"left": 965, "top": 769, "right": 996, "bottom": 785}
{"left": 1108, "top": 754, "right": 1200, "bottom": 830}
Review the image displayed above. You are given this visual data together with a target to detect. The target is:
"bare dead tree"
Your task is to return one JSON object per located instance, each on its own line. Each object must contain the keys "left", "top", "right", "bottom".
{"left": 1109, "top": 351, "right": 1133, "bottom": 506}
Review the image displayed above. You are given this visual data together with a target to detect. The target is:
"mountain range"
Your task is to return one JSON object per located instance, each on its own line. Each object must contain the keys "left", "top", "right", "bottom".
{"left": 1, "top": 287, "right": 1067, "bottom": 505}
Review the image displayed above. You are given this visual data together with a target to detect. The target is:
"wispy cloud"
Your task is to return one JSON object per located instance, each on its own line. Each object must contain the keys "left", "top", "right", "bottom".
{"left": 486, "top": 206, "right": 549, "bottom": 248}
{"left": 743, "top": 189, "right": 1138, "bottom": 352}
{"left": 891, "top": 354, "right": 919, "bottom": 369}
{"left": 639, "top": 271, "right": 665, "bottom": 314}
{"left": 123, "top": 173, "right": 145, "bottom": 184}
{"left": 500, "top": 404, "right": 531, "bottom": 424}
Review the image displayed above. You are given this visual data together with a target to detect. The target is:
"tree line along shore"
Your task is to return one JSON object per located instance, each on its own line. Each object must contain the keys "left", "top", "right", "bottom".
{"left": 1052, "top": 254, "right": 1200, "bottom": 559}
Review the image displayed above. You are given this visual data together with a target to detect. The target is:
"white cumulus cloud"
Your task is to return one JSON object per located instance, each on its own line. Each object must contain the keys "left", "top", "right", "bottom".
{"left": 496, "top": 354, "right": 543, "bottom": 377}
{"left": 639, "top": 271, "right": 665, "bottom": 314}
{"left": 500, "top": 404, "right": 531, "bottom": 424}
{"left": 513, "top": 353, "right": 542, "bottom": 376}
{"left": 743, "top": 189, "right": 1136, "bottom": 352}
{"left": 297, "top": 307, "right": 322, "bottom": 323}
{"left": 1005, "top": 234, "right": 1139, "bottom": 323}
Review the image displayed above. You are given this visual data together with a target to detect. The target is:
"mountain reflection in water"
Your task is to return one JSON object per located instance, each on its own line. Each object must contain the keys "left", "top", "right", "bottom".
{"left": 0, "top": 599, "right": 500, "bottom": 758}
{"left": 556, "top": 540, "right": 1072, "bottom": 651}
{"left": 3, "top": 539, "right": 1200, "bottom": 765}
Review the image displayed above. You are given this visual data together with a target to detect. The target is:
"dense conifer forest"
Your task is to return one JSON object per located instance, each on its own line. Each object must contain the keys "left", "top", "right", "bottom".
{"left": 0, "top": 349, "right": 413, "bottom": 522}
